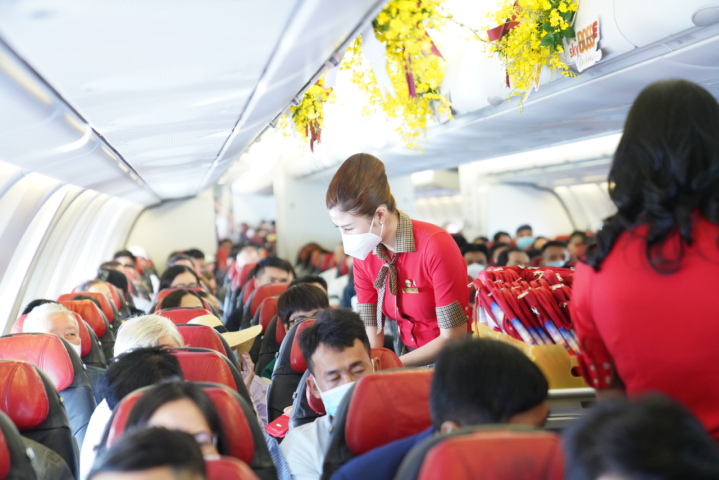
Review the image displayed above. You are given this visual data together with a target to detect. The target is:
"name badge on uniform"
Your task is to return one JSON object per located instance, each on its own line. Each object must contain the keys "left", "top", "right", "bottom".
{"left": 402, "top": 279, "right": 419, "bottom": 294}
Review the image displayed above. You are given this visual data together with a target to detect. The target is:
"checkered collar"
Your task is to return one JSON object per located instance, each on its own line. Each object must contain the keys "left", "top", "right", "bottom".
{"left": 374, "top": 210, "right": 415, "bottom": 256}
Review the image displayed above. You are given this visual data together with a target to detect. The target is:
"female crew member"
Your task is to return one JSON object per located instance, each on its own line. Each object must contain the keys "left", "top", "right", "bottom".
{"left": 573, "top": 79, "right": 719, "bottom": 440}
{"left": 326, "top": 153, "right": 470, "bottom": 366}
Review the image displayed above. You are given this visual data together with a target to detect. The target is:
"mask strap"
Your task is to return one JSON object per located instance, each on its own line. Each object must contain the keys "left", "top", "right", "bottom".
{"left": 312, "top": 375, "right": 322, "bottom": 394}
{"left": 368, "top": 215, "right": 376, "bottom": 234}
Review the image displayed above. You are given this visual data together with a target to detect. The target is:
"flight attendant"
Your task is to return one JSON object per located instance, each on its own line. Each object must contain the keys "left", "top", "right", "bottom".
{"left": 326, "top": 153, "right": 470, "bottom": 366}
{"left": 572, "top": 79, "right": 719, "bottom": 440}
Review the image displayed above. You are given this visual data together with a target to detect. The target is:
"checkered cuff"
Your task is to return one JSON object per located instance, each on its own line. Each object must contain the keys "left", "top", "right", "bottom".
{"left": 436, "top": 301, "right": 468, "bottom": 329}
{"left": 357, "top": 303, "right": 378, "bottom": 328}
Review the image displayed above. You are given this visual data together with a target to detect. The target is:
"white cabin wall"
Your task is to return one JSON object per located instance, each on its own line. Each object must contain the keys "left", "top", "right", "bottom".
{"left": 231, "top": 192, "right": 277, "bottom": 228}
{"left": 125, "top": 190, "right": 217, "bottom": 274}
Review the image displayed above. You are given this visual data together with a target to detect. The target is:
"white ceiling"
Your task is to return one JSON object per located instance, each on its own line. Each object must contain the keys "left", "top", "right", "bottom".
{"left": 0, "top": 0, "right": 383, "bottom": 202}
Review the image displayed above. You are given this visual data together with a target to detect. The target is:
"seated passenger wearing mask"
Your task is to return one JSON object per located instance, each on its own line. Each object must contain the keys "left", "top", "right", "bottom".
{"left": 23, "top": 302, "right": 85, "bottom": 359}
{"left": 80, "top": 348, "right": 184, "bottom": 480}
{"left": 563, "top": 396, "right": 719, "bottom": 480}
{"left": 254, "top": 257, "right": 294, "bottom": 288}
{"left": 540, "top": 241, "right": 569, "bottom": 267}
{"left": 89, "top": 427, "right": 206, "bottom": 480}
{"left": 461, "top": 244, "right": 489, "bottom": 279}
{"left": 331, "top": 338, "right": 548, "bottom": 480}
{"left": 280, "top": 310, "right": 378, "bottom": 480}
{"left": 496, "top": 247, "right": 530, "bottom": 267}
{"left": 261, "top": 284, "right": 330, "bottom": 379}
{"left": 515, "top": 224, "right": 534, "bottom": 251}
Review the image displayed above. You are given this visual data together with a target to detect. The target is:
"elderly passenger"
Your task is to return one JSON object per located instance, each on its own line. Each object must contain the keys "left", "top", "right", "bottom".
{"left": 23, "top": 302, "right": 83, "bottom": 358}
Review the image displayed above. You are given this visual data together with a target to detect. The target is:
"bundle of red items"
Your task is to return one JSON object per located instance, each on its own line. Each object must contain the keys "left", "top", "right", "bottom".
{"left": 472, "top": 266, "right": 581, "bottom": 354}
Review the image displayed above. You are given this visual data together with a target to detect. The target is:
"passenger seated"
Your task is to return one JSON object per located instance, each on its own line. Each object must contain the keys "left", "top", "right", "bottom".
{"left": 114, "top": 250, "right": 137, "bottom": 268}
{"left": 515, "top": 224, "right": 534, "bottom": 251}
{"left": 21, "top": 298, "right": 57, "bottom": 315}
{"left": 168, "top": 252, "right": 197, "bottom": 271}
{"left": 254, "top": 257, "right": 294, "bottom": 288}
{"left": 489, "top": 242, "right": 509, "bottom": 265}
{"left": 185, "top": 248, "right": 207, "bottom": 274}
{"left": 236, "top": 245, "right": 261, "bottom": 272}
{"left": 567, "top": 230, "right": 588, "bottom": 259}
{"left": 473, "top": 236, "right": 488, "bottom": 245}
{"left": 114, "top": 315, "right": 185, "bottom": 356}
{"left": 532, "top": 236, "right": 548, "bottom": 251}
{"left": 496, "top": 247, "right": 530, "bottom": 267}
{"left": 160, "top": 289, "right": 205, "bottom": 310}
{"left": 289, "top": 276, "right": 328, "bottom": 294}
{"left": 123, "top": 382, "right": 228, "bottom": 457}
{"left": 201, "top": 271, "right": 218, "bottom": 296}
{"left": 89, "top": 427, "right": 206, "bottom": 480}
{"left": 80, "top": 348, "right": 184, "bottom": 480}
{"left": 78, "top": 279, "right": 116, "bottom": 308}
{"left": 280, "top": 309, "right": 377, "bottom": 480}
{"left": 23, "top": 302, "right": 83, "bottom": 358}
{"left": 563, "top": 396, "right": 719, "bottom": 480}
{"left": 461, "top": 244, "right": 489, "bottom": 279}
{"left": 196, "top": 290, "right": 222, "bottom": 315}
{"left": 159, "top": 265, "right": 203, "bottom": 290}
{"left": 493, "top": 231, "right": 511, "bottom": 245}
{"left": 331, "top": 338, "right": 549, "bottom": 480}
{"left": 540, "top": 241, "right": 569, "bottom": 267}
{"left": 260, "top": 284, "right": 330, "bottom": 380}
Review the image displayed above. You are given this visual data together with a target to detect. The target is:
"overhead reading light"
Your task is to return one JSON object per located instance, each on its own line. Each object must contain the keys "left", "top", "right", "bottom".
{"left": 693, "top": 7, "right": 719, "bottom": 27}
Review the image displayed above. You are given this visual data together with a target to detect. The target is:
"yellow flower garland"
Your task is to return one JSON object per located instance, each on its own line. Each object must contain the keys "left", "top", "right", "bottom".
{"left": 487, "top": 0, "right": 578, "bottom": 98}
{"left": 289, "top": 76, "right": 334, "bottom": 151}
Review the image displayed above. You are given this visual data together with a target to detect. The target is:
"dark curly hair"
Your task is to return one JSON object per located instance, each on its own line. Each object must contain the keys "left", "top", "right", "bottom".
{"left": 585, "top": 79, "right": 719, "bottom": 273}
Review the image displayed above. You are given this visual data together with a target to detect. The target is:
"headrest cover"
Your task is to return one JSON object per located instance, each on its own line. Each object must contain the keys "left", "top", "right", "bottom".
{"left": 371, "top": 348, "right": 403, "bottom": 370}
{"left": 0, "top": 422, "right": 8, "bottom": 479}
{"left": 60, "top": 292, "right": 113, "bottom": 322}
{"left": 10, "top": 315, "right": 26, "bottom": 334}
{"left": 60, "top": 300, "right": 106, "bottom": 338}
{"left": 157, "top": 308, "right": 212, "bottom": 325}
{"left": 238, "top": 263, "right": 256, "bottom": 289}
{"left": 71, "top": 313, "right": 92, "bottom": 357}
{"left": 290, "top": 320, "right": 315, "bottom": 372}
{"left": 259, "top": 297, "right": 279, "bottom": 333}
{"left": 0, "top": 335, "right": 74, "bottom": 392}
{"left": 206, "top": 456, "right": 259, "bottom": 480}
{"left": 346, "top": 370, "right": 433, "bottom": 456}
{"left": 242, "top": 279, "right": 256, "bottom": 303}
{"left": 417, "top": 430, "right": 564, "bottom": 480}
{"left": 177, "top": 325, "right": 226, "bottom": 354}
{"left": 0, "top": 361, "right": 49, "bottom": 431}
{"left": 169, "top": 350, "right": 237, "bottom": 392}
{"left": 250, "top": 284, "right": 288, "bottom": 316}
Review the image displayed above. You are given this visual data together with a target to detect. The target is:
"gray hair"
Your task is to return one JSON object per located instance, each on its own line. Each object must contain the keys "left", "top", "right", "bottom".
{"left": 114, "top": 315, "right": 184, "bottom": 356}
{"left": 23, "top": 303, "right": 78, "bottom": 334}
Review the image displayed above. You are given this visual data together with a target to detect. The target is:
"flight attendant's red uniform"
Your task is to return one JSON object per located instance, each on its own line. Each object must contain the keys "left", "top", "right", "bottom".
{"left": 354, "top": 211, "right": 471, "bottom": 350}
{"left": 572, "top": 215, "right": 719, "bottom": 439}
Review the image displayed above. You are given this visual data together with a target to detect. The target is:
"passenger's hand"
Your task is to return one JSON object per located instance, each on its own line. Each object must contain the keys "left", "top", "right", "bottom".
{"left": 240, "top": 352, "right": 255, "bottom": 389}
{"left": 283, "top": 406, "right": 293, "bottom": 417}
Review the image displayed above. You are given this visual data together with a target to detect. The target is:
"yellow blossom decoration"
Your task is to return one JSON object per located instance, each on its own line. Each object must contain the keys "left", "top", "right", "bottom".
{"left": 342, "top": 0, "right": 452, "bottom": 149}
{"left": 289, "top": 76, "right": 334, "bottom": 151}
{"left": 487, "top": 0, "right": 578, "bottom": 99}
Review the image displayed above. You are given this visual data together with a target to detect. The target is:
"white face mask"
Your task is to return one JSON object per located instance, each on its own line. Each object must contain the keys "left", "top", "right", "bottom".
{"left": 313, "top": 377, "right": 355, "bottom": 418}
{"left": 341, "top": 216, "right": 383, "bottom": 261}
{"left": 467, "top": 263, "right": 486, "bottom": 279}
{"left": 70, "top": 341, "right": 83, "bottom": 358}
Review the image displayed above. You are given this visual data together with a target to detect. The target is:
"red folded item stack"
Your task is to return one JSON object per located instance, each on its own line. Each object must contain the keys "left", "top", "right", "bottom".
{"left": 472, "top": 266, "right": 581, "bottom": 354}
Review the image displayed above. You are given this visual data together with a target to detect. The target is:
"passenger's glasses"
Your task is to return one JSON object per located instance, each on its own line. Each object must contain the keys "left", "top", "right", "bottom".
{"left": 193, "top": 432, "right": 218, "bottom": 450}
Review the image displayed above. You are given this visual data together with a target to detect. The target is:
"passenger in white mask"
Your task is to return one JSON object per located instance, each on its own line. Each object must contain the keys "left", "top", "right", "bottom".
{"left": 23, "top": 302, "right": 84, "bottom": 357}
{"left": 280, "top": 309, "right": 379, "bottom": 480}
{"left": 460, "top": 244, "right": 489, "bottom": 280}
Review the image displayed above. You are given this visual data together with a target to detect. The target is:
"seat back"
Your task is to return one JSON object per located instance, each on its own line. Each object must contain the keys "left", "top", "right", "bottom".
{"left": 397, "top": 429, "right": 564, "bottom": 480}
{"left": 206, "top": 456, "right": 259, "bottom": 480}
{"left": 254, "top": 316, "right": 282, "bottom": 376}
{"left": 9, "top": 315, "right": 26, "bottom": 334}
{"left": 0, "top": 411, "right": 38, "bottom": 480}
{"left": 60, "top": 299, "right": 115, "bottom": 361}
{"left": 59, "top": 292, "right": 115, "bottom": 326}
{"left": 265, "top": 320, "right": 311, "bottom": 422}
{"left": 249, "top": 284, "right": 288, "bottom": 319}
{"left": 157, "top": 308, "right": 212, "bottom": 325}
{"left": 320, "top": 369, "right": 433, "bottom": 479}
{"left": 247, "top": 297, "right": 281, "bottom": 364}
{"left": 105, "top": 383, "right": 276, "bottom": 480}
{"left": 167, "top": 348, "right": 251, "bottom": 406}
{"left": 238, "top": 263, "right": 256, "bottom": 290}
{"left": 242, "top": 278, "right": 256, "bottom": 305}
{"left": 176, "top": 324, "right": 234, "bottom": 359}
{"left": 0, "top": 360, "right": 78, "bottom": 478}
{"left": 0, "top": 334, "right": 96, "bottom": 448}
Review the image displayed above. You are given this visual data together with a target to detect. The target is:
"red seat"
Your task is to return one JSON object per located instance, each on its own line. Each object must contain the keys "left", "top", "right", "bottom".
{"left": 0, "top": 411, "right": 38, "bottom": 480}
{"left": 167, "top": 348, "right": 249, "bottom": 403}
{"left": 59, "top": 292, "right": 114, "bottom": 324}
{"left": 59, "top": 300, "right": 106, "bottom": 339}
{"left": 371, "top": 348, "right": 403, "bottom": 370}
{"left": 242, "top": 278, "right": 257, "bottom": 305}
{"left": 249, "top": 284, "right": 288, "bottom": 318}
{"left": 290, "top": 320, "right": 315, "bottom": 372}
{"left": 238, "top": 263, "right": 256, "bottom": 290}
{"left": 276, "top": 316, "right": 287, "bottom": 345}
{"left": 319, "top": 253, "right": 334, "bottom": 272}
{"left": 107, "top": 283, "right": 122, "bottom": 309}
{"left": 206, "top": 456, "right": 259, "bottom": 480}
{"left": 105, "top": 383, "right": 276, "bottom": 478}
{"left": 176, "top": 324, "right": 232, "bottom": 358}
{"left": 9, "top": 314, "right": 26, "bottom": 334}
{"left": 321, "top": 369, "right": 433, "bottom": 478}
{"left": 258, "top": 297, "right": 279, "bottom": 334}
{"left": 157, "top": 308, "right": 212, "bottom": 325}
{"left": 412, "top": 430, "right": 564, "bottom": 480}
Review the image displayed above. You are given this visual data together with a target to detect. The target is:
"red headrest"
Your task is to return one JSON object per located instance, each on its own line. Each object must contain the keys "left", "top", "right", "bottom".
{"left": 0, "top": 361, "right": 49, "bottom": 431}
{"left": 71, "top": 313, "right": 92, "bottom": 357}
{"left": 259, "top": 297, "right": 279, "bottom": 333}
{"left": 60, "top": 300, "right": 106, "bottom": 338}
{"left": 249, "top": 284, "right": 288, "bottom": 317}
{"left": 10, "top": 315, "right": 26, "bottom": 334}
{"left": 176, "top": 325, "right": 226, "bottom": 354}
{"left": 290, "top": 320, "right": 315, "bottom": 372}
{"left": 157, "top": 308, "right": 212, "bottom": 325}
{"left": 206, "top": 456, "right": 259, "bottom": 480}
{"left": 107, "top": 385, "right": 255, "bottom": 464}
{"left": 0, "top": 335, "right": 74, "bottom": 392}
{"left": 417, "top": 430, "right": 564, "bottom": 480}
{"left": 0, "top": 423, "right": 8, "bottom": 480}
{"left": 370, "top": 348, "right": 403, "bottom": 370}
{"left": 242, "top": 279, "right": 256, "bottom": 304}
{"left": 59, "top": 292, "right": 113, "bottom": 323}
{"left": 169, "top": 350, "right": 237, "bottom": 391}
{"left": 238, "top": 263, "right": 256, "bottom": 289}
{"left": 155, "top": 288, "right": 205, "bottom": 305}
{"left": 345, "top": 370, "right": 433, "bottom": 456}
{"left": 107, "top": 285, "right": 122, "bottom": 310}
{"left": 276, "top": 317, "right": 287, "bottom": 345}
